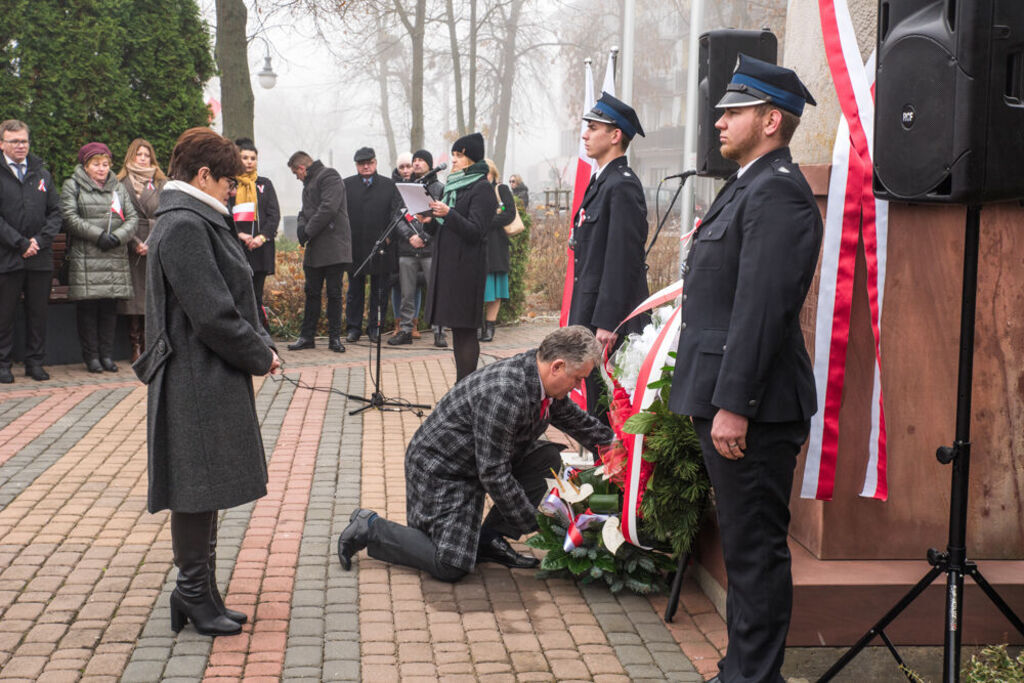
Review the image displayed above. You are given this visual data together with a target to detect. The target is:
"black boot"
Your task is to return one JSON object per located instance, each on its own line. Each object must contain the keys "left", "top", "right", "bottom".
{"left": 208, "top": 514, "right": 248, "bottom": 624}
{"left": 479, "top": 321, "right": 496, "bottom": 342}
{"left": 169, "top": 511, "right": 242, "bottom": 636}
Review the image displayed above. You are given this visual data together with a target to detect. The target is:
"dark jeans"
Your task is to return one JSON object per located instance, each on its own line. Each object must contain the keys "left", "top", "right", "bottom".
{"left": 300, "top": 264, "right": 345, "bottom": 339}
{"left": 345, "top": 271, "right": 385, "bottom": 334}
{"left": 693, "top": 417, "right": 808, "bottom": 683}
{"left": 0, "top": 270, "right": 50, "bottom": 367}
{"left": 76, "top": 298, "right": 118, "bottom": 360}
{"left": 365, "top": 441, "right": 563, "bottom": 582}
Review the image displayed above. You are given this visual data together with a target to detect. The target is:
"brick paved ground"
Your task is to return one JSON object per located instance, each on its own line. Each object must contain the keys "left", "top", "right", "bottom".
{"left": 0, "top": 321, "right": 725, "bottom": 682}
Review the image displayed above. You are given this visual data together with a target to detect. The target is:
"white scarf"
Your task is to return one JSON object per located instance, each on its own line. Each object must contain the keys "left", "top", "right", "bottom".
{"left": 163, "top": 179, "right": 230, "bottom": 216}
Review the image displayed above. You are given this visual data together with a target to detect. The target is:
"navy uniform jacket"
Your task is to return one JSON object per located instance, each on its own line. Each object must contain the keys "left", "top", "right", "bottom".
{"left": 567, "top": 155, "right": 648, "bottom": 333}
{"left": 669, "top": 147, "right": 822, "bottom": 421}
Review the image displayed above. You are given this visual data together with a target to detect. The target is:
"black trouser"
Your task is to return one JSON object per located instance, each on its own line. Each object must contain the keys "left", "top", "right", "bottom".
{"left": 692, "top": 417, "right": 809, "bottom": 683}
{"left": 345, "top": 271, "right": 385, "bottom": 334}
{"left": 76, "top": 298, "right": 118, "bottom": 360}
{"left": 451, "top": 327, "right": 479, "bottom": 381}
{"left": 300, "top": 264, "right": 344, "bottom": 339}
{"left": 365, "top": 441, "right": 562, "bottom": 582}
{"left": 0, "top": 270, "right": 50, "bottom": 367}
{"left": 252, "top": 271, "right": 269, "bottom": 332}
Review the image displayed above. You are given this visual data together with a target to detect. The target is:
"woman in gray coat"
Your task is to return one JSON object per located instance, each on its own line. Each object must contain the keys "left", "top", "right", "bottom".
{"left": 60, "top": 142, "right": 138, "bottom": 372}
{"left": 133, "top": 128, "right": 280, "bottom": 637}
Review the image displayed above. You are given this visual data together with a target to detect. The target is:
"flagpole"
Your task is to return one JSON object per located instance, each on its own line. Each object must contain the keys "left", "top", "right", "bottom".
{"left": 610, "top": 46, "right": 620, "bottom": 89}
{"left": 679, "top": 0, "right": 704, "bottom": 273}
{"left": 621, "top": 0, "right": 636, "bottom": 165}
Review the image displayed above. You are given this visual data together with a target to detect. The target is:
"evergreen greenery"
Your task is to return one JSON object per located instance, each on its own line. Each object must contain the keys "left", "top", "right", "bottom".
{"left": 0, "top": 0, "right": 215, "bottom": 182}
{"left": 498, "top": 197, "right": 531, "bottom": 324}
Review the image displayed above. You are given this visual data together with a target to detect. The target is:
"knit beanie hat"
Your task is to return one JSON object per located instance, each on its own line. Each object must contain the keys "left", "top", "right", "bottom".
{"left": 451, "top": 133, "right": 484, "bottom": 163}
{"left": 412, "top": 149, "right": 433, "bottom": 168}
{"left": 78, "top": 142, "right": 112, "bottom": 166}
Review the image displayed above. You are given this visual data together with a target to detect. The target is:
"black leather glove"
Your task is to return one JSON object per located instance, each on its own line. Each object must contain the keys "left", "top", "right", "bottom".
{"left": 97, "top": 233, "right": 120, "bottom": 251}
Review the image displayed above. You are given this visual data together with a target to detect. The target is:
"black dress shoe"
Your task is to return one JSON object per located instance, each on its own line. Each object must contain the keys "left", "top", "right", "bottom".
{"left": 337, "top": 508, "right": 376, "bottom": 571}
{"left": 367, "top": 327, "right": 380, "bottom": 343}
{"left": 99, "top": 357, "right": 118, "bottom": 372}
{"left": 25, "top": 365, "right": 49, "bottom": 381}
{"left": 328, "top": 337, "right": 345, "bottom": 353}
{"left": 0, "top": 367, "right": 12, "bottom": 384}
{"left": 85, "top": 358, "right": 103, "bottom": 373}
{"left": 345, "top": 330, "right": 361, "bottom": 343}
{"left": 476, "top": 536, "right": 539, "bottom": 569}
{"left": 287, "top": 337, "right": 315, "bottom": 351}
{"left": 433, "top": 330, "right": 448, "bottom": 348}
{"left": 387, "top": 330, "right": 413, "bottom": 346}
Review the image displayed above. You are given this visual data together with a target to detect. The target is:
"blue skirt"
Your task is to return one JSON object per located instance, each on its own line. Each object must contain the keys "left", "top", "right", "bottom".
{"left": 483, "top": 272, "right": 509, "bottom": 302}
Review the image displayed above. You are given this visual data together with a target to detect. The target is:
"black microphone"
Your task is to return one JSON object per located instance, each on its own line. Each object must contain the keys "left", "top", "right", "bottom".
{"left": 663, "top": 169, "right": 698, "bottom": 181}
{"left": 418, "top": 162, "right": 448, "bottom": 183}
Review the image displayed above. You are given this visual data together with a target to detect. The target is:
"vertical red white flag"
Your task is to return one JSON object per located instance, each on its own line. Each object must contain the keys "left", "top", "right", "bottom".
{"left": 110, "top": 191, "right": 124, "bottom": 220}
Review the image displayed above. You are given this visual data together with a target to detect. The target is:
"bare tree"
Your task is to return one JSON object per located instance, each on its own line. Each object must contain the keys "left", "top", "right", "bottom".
{"left": 216, "top": 0, "right": 254, "bottom": 139}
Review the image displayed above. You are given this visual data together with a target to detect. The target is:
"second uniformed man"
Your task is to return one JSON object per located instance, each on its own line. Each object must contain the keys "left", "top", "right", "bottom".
{"left": 568, "top": 92, "right": 649, "bottom": 417}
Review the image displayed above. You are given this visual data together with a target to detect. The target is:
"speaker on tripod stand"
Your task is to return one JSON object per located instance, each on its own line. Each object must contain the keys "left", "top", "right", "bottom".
{"left": 821, "top": 2, "right": 1024, "bottom": 681}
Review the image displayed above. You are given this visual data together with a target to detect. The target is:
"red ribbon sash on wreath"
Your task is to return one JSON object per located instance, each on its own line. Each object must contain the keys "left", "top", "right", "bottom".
{"left": 802, "top": 0, "right": 889, "bottom": 500}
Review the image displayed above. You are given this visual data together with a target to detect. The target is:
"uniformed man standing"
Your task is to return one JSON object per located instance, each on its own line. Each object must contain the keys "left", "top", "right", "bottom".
{"left": 568, "top": 92, "right": 649, "bottom": 418}
{"left": 669, "top": 55, "right": 821, "bottom": 683}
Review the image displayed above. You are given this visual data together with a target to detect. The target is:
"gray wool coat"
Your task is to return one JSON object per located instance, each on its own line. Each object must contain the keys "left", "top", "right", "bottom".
{"left": 135, "top": 185, "right": 275, "bottom": 513}
{"left": 59, "top": 165, "right": 138, "bottom": 300}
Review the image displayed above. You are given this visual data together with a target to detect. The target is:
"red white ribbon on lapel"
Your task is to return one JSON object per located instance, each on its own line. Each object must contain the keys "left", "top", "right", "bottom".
{"left": 802, "top": 0, "right": 889, "bottom": 500}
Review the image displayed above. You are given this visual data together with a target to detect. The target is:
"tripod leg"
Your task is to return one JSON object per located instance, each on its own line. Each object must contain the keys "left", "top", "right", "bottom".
{"left": 817, "top": 564, "right": 944, "bottom": 683}
{"left": 663, "top": 552, "right": 690, "bottom": 623}
{"left": 967, "top": 565, "right": 1024, "bottom": 638}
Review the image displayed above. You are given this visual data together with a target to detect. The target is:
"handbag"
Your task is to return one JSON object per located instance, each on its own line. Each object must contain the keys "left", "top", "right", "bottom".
{"left": 496, "top": 185, "right": 526, "bottom": 236}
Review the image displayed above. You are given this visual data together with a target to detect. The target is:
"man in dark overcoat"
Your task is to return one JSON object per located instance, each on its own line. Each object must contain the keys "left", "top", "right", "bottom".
{"left": 337, "top": 326, "right": 614, "bottom": 582}
{"left": 286, "top": 151, "right": 351, "bottom": 353}
{"left": 343, "top": 147, "right": 400, "bottom": 344}
{"left": 668, "top": 55, "right": 822, "bottom": 683}
{"left": 568, "top": 92, "right": 649, "bottom": 419}
{"left": 0, "top": 120, "right": 61, "bottom": 383}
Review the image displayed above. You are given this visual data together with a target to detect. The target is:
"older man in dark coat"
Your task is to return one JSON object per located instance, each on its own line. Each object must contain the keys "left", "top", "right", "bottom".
{"left": 0, "top": 119, "right": 61, "bottom": 383}
{"left": 569, "top": 92, "right": 649, "bottom": 420}
{"left": 669, "top": 56, "right": 821, "bottom": 683}
{"left": 286, "top": 151, "right": 351, "bottom": 353}
{"left": 337, "top": 326, "right": 614, "bottom": 582}
{"left": 343, "top": 147, "right": 400, "bottom": 343}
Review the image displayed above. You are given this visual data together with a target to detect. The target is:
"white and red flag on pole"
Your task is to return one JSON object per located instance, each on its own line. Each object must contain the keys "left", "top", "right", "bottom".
{"left": 232, "top": 202, "right": 256, "bottom": 223}
{"left": 110, "top": 191, "right": 124, "bottom": 220}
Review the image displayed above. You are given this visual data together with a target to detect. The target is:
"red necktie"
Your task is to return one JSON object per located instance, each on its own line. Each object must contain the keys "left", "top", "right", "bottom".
{"left": 539, "top": 397, "right": 551, "bottom": 421}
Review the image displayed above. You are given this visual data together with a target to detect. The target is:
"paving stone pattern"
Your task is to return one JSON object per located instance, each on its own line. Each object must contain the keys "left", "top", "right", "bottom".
{"left": 0, "top": 323, "right": 726, "bottom": 682}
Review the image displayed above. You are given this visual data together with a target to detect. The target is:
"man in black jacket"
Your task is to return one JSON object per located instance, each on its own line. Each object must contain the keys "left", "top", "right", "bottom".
{"left": 669, "top": 56, "right": 821, "bottom": 683}
{"left": 343, "top": 147, "right": 401, "bottom": 344}
{"left": 286, "top": 151, "right": 351, "bottom": 353}
{"left": 0, "top": 120, "right": 61, "bottom": 383}
{"left": 568, "top": 92, "right": 649, "bottom": 418}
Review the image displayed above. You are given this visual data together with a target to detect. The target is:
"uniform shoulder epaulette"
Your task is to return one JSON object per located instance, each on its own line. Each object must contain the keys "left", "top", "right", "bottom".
{"left": 771, "top": 158, "right": 794, "bottom": 176}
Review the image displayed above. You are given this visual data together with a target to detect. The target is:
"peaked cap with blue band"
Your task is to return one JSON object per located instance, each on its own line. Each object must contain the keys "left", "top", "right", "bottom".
{"left": 582, "top": 92, "right": 645, "bottom": 139}
{"left": 716, "top": 54, "right": 816, "bottom": 116}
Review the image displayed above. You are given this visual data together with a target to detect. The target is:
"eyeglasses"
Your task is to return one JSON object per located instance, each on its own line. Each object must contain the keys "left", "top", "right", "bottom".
{"left": 226, "top": 178, "right": 238, "bottom": 191}
{"left": 1, "top": 139, "right": 29, "bottom": 147}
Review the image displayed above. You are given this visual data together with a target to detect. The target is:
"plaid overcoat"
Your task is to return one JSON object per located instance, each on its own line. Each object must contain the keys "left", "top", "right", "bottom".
{"left": 405, "top": 350, "right": 613, "bottom": 572}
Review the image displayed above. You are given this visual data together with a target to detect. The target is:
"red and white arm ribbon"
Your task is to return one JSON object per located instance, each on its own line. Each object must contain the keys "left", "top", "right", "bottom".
{"left": 803, "top": 0, "right": 889, "bottom": 501}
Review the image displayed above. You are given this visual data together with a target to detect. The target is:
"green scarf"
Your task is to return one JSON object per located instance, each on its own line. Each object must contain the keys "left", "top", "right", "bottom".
{"left": 440, "top": 160, "right": 489, "bottom": 210}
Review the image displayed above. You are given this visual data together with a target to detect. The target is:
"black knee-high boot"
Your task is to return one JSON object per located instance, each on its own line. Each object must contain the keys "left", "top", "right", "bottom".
{"left": 169, "top": 511, "right": 242, "bottom": 636}
{"left": 208, "top": 513, "right": 248, "bottom": 624}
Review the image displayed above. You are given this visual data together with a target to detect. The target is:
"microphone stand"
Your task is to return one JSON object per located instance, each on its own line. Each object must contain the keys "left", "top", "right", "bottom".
{"left": 645, "top": 171, "right": 696, "bottom": 265}
{"left": 348, "top": 207, "right": 432, "bottom": 416}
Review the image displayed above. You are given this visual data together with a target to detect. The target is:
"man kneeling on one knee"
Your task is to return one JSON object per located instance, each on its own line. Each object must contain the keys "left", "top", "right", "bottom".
{"left": 338, "top": 325, "right": 613, "bottom": 582}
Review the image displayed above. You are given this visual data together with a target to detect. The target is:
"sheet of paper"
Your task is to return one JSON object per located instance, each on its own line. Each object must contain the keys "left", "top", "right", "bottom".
{"left": 396, "top": 183, "right": 434, "bottom": 215}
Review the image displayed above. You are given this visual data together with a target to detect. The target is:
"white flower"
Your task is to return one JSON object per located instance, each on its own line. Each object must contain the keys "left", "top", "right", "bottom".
{"left": 602, "top": 516, "right": 626, "bottom": 555}
{"left": 610, "top": 303, "right": 679, "bottom": 401}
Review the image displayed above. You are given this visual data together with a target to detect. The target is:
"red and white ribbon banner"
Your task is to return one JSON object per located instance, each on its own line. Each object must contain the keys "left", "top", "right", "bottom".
{"left": 802, "top": 0, "right": 889, "bottom": 500}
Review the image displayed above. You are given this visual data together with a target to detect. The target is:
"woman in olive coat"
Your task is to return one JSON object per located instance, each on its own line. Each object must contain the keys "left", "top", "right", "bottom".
{"left": 424, "top": 132, "right": 497, "bottom": 381}
{"left": 60, "top": 142, "right": 138, "bottom": 372}
{"left": 134, "top": 128, "right": 280, "bottom": 637}
{"left": 116, "top": 138, "right": 167, "bottom": 361}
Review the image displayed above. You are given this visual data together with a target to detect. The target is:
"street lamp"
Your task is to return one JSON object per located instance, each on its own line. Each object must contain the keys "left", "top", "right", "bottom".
{"left": 253, "top": 37, "right": 277, "bottom": 90}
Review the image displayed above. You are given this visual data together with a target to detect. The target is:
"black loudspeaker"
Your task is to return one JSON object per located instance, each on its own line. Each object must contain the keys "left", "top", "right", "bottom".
{"left": 697, "top": 29, "right": 778, "bottom": 178}
{"left": 874, "top": 0, "right": 1024, "bottom": 204}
